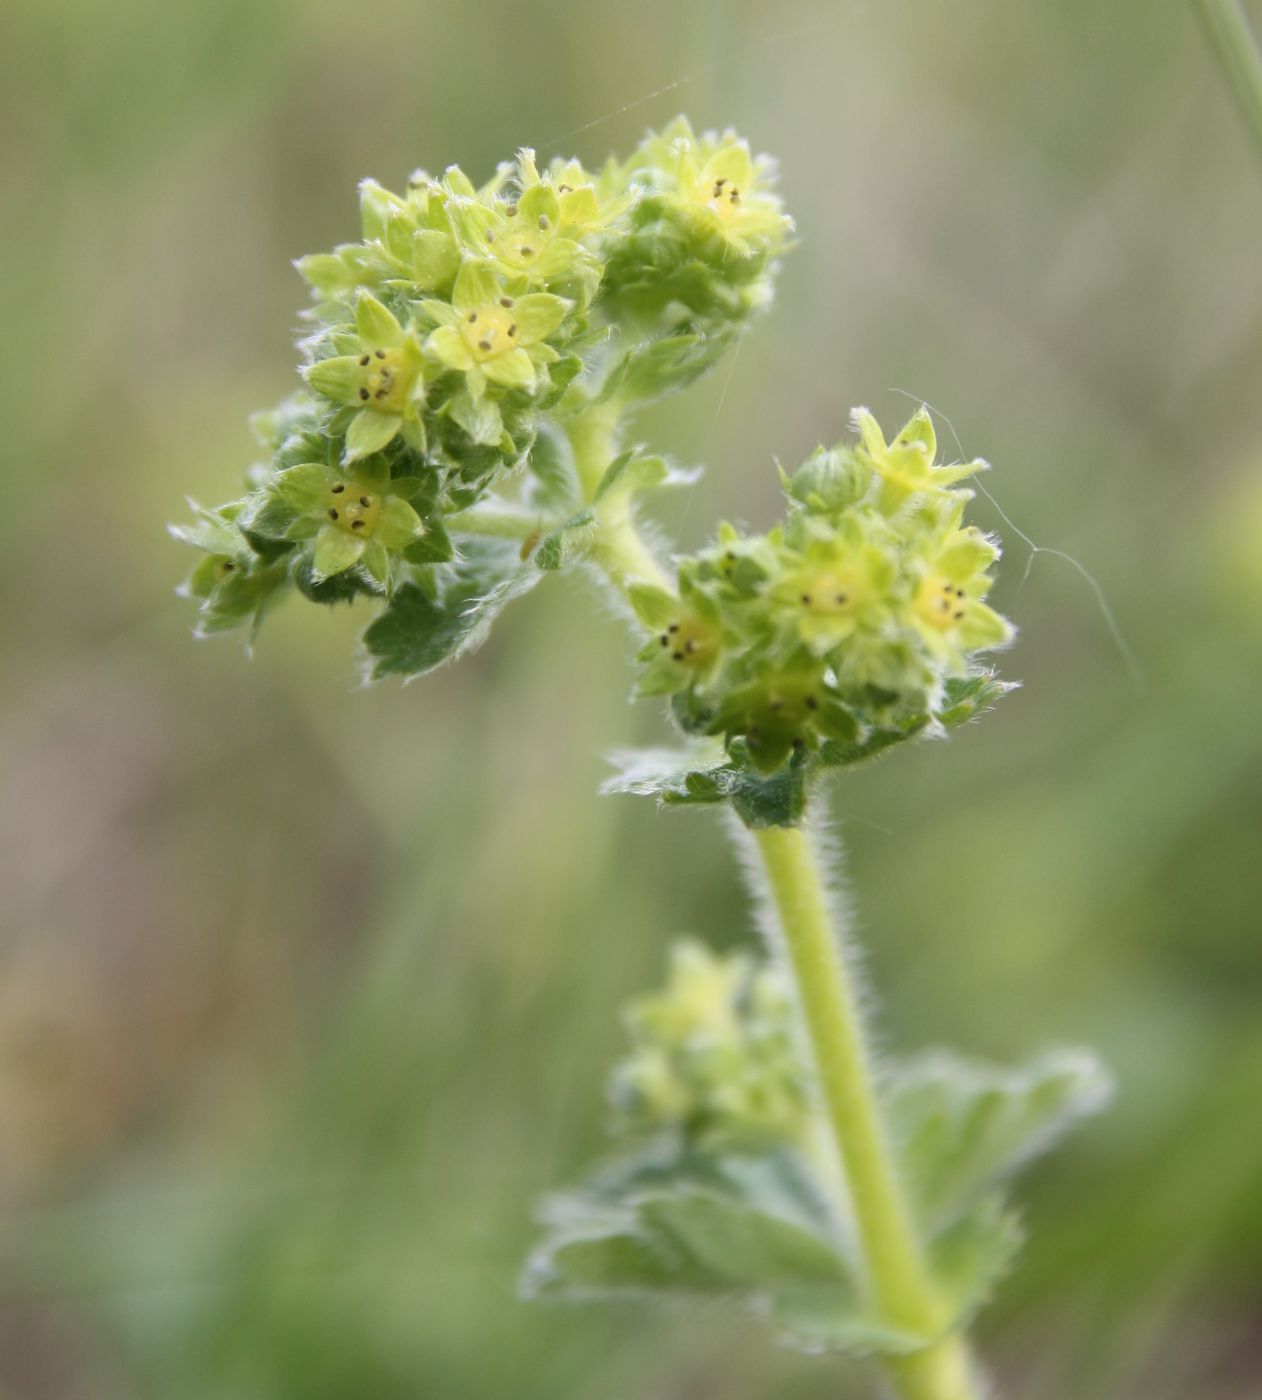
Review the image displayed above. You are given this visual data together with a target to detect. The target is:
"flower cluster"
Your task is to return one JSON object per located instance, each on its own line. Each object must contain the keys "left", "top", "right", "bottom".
{"left": 630, "top": 408, "right": 1014, "bottom": 772}
{"left": 174, "top": 122, "right": 792, "bottom": 630}
{"left": 609, "top": 941, "right": 809, "bottom": 1150}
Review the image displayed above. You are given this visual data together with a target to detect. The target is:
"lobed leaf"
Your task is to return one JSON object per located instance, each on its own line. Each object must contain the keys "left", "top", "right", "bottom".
{"left": 361, "top": 537, "right": 541, "bottom": 680}
{"left": 885, "top": 1047, "right": 1113, "bottom": 1232}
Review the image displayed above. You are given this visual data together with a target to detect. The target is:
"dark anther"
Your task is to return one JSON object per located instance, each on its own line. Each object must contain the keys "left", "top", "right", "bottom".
{"left": 507, "top": 323, "right": 517, "bottom": 337}
{"left": 500, "top": 296, "right": 514, "bottom": 308}
{"left": 360, "top": 496, "right": 371, "bottom": 506}
{"left": 835, "top": 593, "right": 848, "bottom": 605}
{"left": 538, "top": 214, "right": 549, "bottom": 230}
{"left": 328, "top": 508, "right": 339, "bottom": 520}
{"left": 375, "top": 348, "right": 386, "bottom": 359}
{"left": 685, "top": 639, "right": 697, "bottom": 654}
{"left": 953, "top": 609, "right": 965, "bottom": 620}
{"left": 375, "top": 388, "right": 387, "bottom": 399}
{"left": 467, "top": 312, "right": 478, "bottom": 323}
{"left": 359, "top": 354, "right": 371, "bottom": 366}
{"left": 478, "top": 339, "right": 492, "bottom": 352}
{"left": 672, "top": 651, "right": 684, "bottom": 661}
{"left": 714, "top": 178, "right": 726, "bottom": 190}
{"left": 805, "top": 695, "right": 819, "bottom": 710}
{"left": 659, "top": 635, "right": 669, "bottom": 647}
{"left": 332, "top": 484, "right": 346, "bottom": 494}
{"left": 955, "top": 587, "right": 966, "bottom": 598}
{"left": 520, "top": 246, "right": 534, "bottom": 257}
{"left": 506, "top": 204, "right": 518, "bottom": 217}
{"left": 359, "top": 388, "right": 370, "bottom": 401}
{"left": 558, "top": 183, "right": 572, "bottom": 193}
{"left": 667, "top": 623, "right": 680, "bottom": 633}
{"left": 352, "top": 520, "right": 365, "bottom": 530}
{"left": 222, "top": 561, "right": 235, "bottom": 571}
{"left": 801, "top": 593, "right": 812, "bottom": 605}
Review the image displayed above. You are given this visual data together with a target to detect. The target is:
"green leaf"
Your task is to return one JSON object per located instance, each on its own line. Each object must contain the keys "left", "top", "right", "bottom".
{"left": 600, "top": 329, "right": 738, "bottom": 404}
{"left": 885, "top": 1048, "right": 1112, "bottom": 1232}
{"left": 925, "top": 1198, "right": 1023, "bottom": 1327}
{"left": 535, "top": 510, "right": 594, "bottom": 571}
{"left": 602, "top": 743, "right": 811, "bottom": 829}
{"left": 362, "top": 538, "right": 542, "bottom": 680}
{"left": 594, "top": 449, "right": 700, "bottom": 502}
{"left": 525, "top": 1145, "right": 927, "bottom": 1357}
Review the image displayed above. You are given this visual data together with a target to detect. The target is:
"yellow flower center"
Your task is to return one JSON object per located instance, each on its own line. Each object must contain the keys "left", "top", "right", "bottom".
{"left": 459, "top": 300, "right": 519, "bottom": 362}
{"left": 916, "top": 575, "right": 968, "bottom": 632}
{"left": 325, "top": 482, "right": 382, "bottom": 537}
{"left": 696, "top": 175, "right": 744, "bottom": 225}
{"left": 356, "top": 348, "right": 410, "bottom": 414}
{"left": 486, "top": 211, "right": 553, "bottom": 271}
{"left": 798, "top": 570, "right": 862, "bottom": 616}
{"left": 657, "top": 615, "right": 718, "bottom": 670}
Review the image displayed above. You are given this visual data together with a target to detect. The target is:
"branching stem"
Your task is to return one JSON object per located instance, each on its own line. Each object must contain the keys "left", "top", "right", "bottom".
{"left": 573, "top": 406, "right": 984, "bottom": 1400}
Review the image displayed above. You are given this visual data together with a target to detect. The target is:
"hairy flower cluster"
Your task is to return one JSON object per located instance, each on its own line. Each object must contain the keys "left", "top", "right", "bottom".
{"left": 630, "top": 408, "right": 1014, "bottom": 772}
{"left": 173, "top": 121, "right": 793, "bottom": 637}
{"left": 609, "top": 941, "right": 809, "bottom": 1150}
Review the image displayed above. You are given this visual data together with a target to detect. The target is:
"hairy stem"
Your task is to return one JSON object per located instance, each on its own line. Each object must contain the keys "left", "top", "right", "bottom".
{"left": 578, "top": 430, "right": 984, "bottom": 1400}
{"left": 1194, "top": 0, "right": 1262, "bottom": 168}
{"left": 752, "top": 825, "right": 984, "bottom": 1400}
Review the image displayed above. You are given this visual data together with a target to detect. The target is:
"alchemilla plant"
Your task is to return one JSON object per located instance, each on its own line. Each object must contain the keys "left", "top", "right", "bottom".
{"left": 174, "top": 118, "right": 1110, "bottom": 1400}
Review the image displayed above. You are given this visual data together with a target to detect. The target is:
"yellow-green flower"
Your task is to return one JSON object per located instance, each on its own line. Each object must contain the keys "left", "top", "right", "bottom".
{"left": 852, "top": 406, "right": 979, "bottom": 514}
{"left": 632, "top": 118, "right": 793, "bottom": 257}
{"left": 304, "top": 292, "right": 426, "bottom": 461}
{"left": 423, "top": 260, "right": 570, "bottom": 399}
{"left": 272, "top": 456, "right": 423, "bottom": 591}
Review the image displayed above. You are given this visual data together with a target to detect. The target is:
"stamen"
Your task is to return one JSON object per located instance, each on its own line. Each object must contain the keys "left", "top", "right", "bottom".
{"left": 331, "top": 484, "right": 346, "bottom": 494}
{"left": 359, "top": 354, "right": 370, "bottom": 366}
{"left": 375, "top": 348, "right": 386, "bottom": 359}
{"left": 538, "top": 214, "right": 549, "bottom": 230}
{"left": 500, "top": 296, "right": 514, "bottom": 308}
{"left": 360, "top": 495, "right": 371, "bottom": 506}
{"left": 328, "top": 509, "right": 339, "bottom": 520}
{"left": 478, "top": 338, "right": 492, "bottom": 352}
{"left": 507, "top": 323, "right": 516, "bottom": 337}
{"left": 352, "top": 520, "right": 365, "bottom": 530}
{"left": 359, "top": 388, "right": 370, "bottom": 401}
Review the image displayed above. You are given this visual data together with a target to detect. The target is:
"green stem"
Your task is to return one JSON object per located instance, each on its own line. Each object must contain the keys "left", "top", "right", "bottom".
{"left": 752, "top": 825, "right": 984, "bottom": 1400}
{"left": 1194, "top": 0, "right": 1262, "bottom": 169}
{"left": 444, "top": 507, "right": 541, "bottom": 540}
{"left": 577, "top": 425, "right": 981, "bottom": 1399}
{"left": 567, "top": 403, "right": 675, "bottom": 594}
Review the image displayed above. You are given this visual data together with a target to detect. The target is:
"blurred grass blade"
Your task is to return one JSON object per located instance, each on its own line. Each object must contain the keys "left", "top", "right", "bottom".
{"left": 1194, "top": 0, "right": 1262, "bottom": 169}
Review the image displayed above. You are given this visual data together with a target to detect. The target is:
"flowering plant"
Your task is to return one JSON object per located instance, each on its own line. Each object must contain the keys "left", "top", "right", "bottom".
{"left": 175, "top": 118, "right": 1108, "bottom": 1400}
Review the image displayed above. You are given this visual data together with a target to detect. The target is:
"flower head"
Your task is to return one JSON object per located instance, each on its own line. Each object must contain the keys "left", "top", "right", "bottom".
{"left": 423, "top": 260, "right": 571, "bottom": 399}
{"left": 304, "top": 292, "right": 427, "bottom": 462}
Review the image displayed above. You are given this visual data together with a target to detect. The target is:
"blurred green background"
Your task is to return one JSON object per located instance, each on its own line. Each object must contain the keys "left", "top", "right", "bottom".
{"left": 2, "top": 0, "right": 1261, "bottom": 1396}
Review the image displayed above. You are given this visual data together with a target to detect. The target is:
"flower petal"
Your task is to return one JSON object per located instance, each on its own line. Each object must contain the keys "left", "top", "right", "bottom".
{"left": 312, "top": 525, "right": 365, "bottom": 581}
{"left": 274, "top": 462, "right": 335, "bottom": 511}
{"left": 481, "top": 347, "right": 536, "bottom": 390}
{"left": 343, "top": 410, "right": 402, "bottom": 462}
{"left": 376, "top": 496, "right": 424, "bottom": 549}
{"left": 355, "top": 292, "right": 404, "bottom": 347}
{"left": 304, "top": 356, "right": 363, "bottom": 405}
{"left": 511, "top": 292, "right": 570, "bottom": 345}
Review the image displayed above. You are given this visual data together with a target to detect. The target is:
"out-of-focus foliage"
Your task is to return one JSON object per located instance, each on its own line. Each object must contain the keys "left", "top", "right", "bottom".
{"left": 1, "top": 1, "right": 1260, "bottom": 1398}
